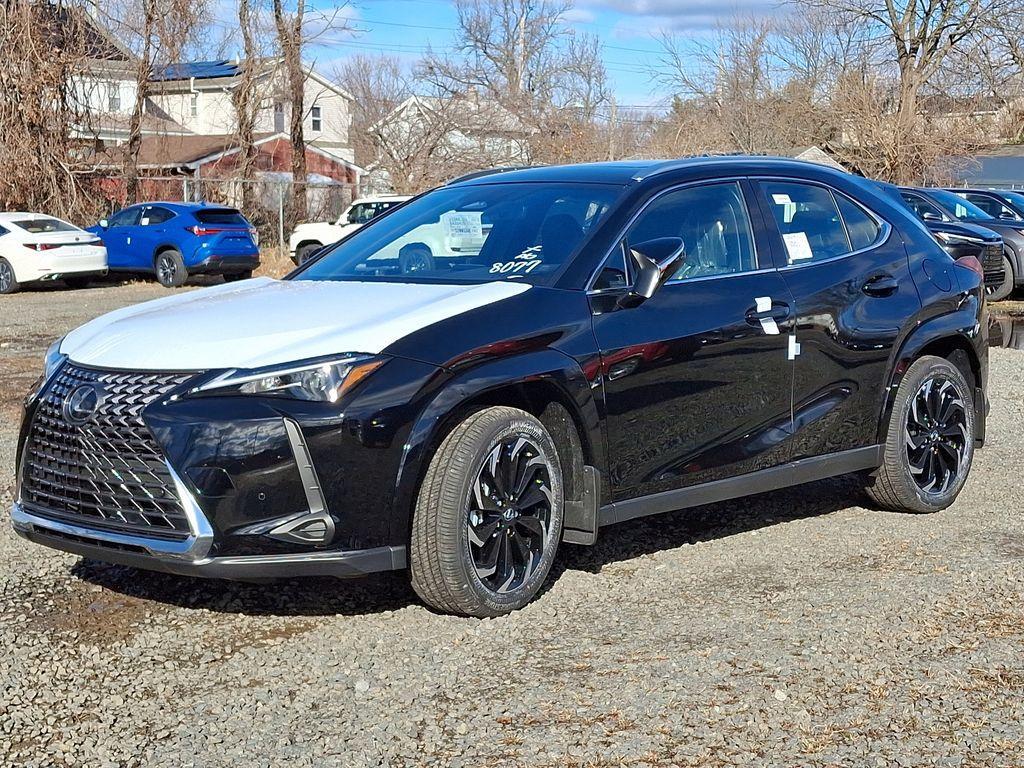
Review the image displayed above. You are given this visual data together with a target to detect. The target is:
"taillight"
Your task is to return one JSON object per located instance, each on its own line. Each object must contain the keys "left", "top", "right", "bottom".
{"left": 955, "top": 254, "right": 984, "bottom": 280}
{"left": 187, "top": 225, "right": 226, "bottom": 236}
{"left": 24, "top": 243, "right": 61, "bottom": 251}
{"left": 249, "top": 227, "right": 259, "bottom": 245}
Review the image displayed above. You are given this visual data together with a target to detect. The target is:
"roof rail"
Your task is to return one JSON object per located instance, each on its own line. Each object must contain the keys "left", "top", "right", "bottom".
{"left": 444, "top": 166, "right": 535, "bottom": 185}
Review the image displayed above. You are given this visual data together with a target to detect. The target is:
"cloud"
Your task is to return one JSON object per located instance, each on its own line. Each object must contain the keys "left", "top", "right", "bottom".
{"left": 581, "top": 0, "right": 783, "bottom": 33}
{"left": 563, "top": 7, "right": 597, "bottom": 23}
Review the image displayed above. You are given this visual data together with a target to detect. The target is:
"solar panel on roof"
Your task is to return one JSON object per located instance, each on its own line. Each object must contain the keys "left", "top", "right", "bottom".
{"left": 153, "top": 60, "right": 240, "bottom": 81}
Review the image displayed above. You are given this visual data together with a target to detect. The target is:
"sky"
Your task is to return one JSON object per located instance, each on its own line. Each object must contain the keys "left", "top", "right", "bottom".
{"left": 293, "top": 0, "right": 778, "bottom": 111}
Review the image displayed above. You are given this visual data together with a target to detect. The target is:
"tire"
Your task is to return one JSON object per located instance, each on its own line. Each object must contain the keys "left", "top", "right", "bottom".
{"left": 410, "top": 406, "right": 565, "bottom": 617}
{"left": 865, "top": 355, "right": 975, "bottom": 513}
{"left": 224, "top": 270, "right": 253, "bottom": 282}
{"left": 399, "top": 244, "right": 435, "bottom": 275}
{"left": 64, "top": 275, "right": 91, "bottom": 290}
{"left": 297, "top": 243, "right": 321, "bottom": 265}
{"left": 154, "top": 249, "right": 187, "bottom": 288}
{"left": 989, "top": 251, "right": 1014, "bottom": 302}
{"left": 0, "top": 258, "right": 20, "bottom": 294}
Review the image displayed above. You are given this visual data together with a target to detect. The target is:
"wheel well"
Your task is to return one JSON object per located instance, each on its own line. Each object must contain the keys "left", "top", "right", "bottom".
{"left": 916, "top": 336, "right": 979, "bottom": 392}
{"left": 153, "top": 245, "right": 179, "bottom": 265}
{"left": 431, "top": 381, "right": 592, "bottom": 506}
{"left": 296, "top": 240, "right": 322, "bottom": 252}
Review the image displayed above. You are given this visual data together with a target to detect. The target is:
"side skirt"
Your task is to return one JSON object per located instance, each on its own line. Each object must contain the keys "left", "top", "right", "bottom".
{"left": 599, "top": 445, "right": 883, "bottom": 528}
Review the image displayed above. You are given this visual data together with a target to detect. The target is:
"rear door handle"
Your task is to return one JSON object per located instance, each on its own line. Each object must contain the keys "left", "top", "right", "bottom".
{"left": 862, "top": 273, "right": 899, "bottom": 297}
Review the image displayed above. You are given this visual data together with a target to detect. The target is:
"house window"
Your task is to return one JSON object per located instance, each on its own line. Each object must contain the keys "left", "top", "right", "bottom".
{"left": 107, "top": 83, "right": 120, "bottom": 112}
{"left": 190, "top": 92, "right": 198, "bottom": 118}
{"left": 311, "top": 105, "right": 322, "bottom": 131}
{"left": 274, "top": 102, "right": 284, "bottom": 132}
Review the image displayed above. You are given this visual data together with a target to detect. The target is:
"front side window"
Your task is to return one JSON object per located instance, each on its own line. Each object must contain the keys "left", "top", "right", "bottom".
{"left": 109, "top": 207, "right": 142, "bottom": 227}
{"left": 962, "top": 192, "right": 1014, "bottom": 219}
{"left": 298, "top": 182, "right": 622, "bottom": 286}
{"left": 901, "top": 192, "right": 948, "bottom": 222}
{"left": 763, "top": 181, "right": 853, "bottom": 264}
{"left": 347, "top": 202, "right": 392, "bottom": 224}
{"left": 623, "top": 181, "right": 757, "bottom": 281}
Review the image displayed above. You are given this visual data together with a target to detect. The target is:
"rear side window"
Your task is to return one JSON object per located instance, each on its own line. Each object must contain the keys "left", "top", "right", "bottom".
{"left": 195, "top": 208, "right": 248, "bottom": 226}
{"left": 834, "top": 194, "right": 882, "bottom": 251}
{"left": 762, "top": 181, "right": 854, "bottom": 264}
{"left": 142, "top": 206, "right": 175, "bottom": 225}
{"left": 13, "top": 217, "right": 77, "bottom": 234}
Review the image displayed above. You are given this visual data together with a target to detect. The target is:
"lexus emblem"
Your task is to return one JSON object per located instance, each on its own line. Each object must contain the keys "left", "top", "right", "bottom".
{"left": 63, "top": 383, "right": 104, "bottom": 424}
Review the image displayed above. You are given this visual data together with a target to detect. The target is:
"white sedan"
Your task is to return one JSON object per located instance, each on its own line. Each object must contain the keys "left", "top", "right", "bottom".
{"left": 0, "top": 213, "right": 108, "bottom": 294}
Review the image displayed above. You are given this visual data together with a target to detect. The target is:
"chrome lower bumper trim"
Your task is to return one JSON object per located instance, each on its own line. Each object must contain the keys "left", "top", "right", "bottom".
{"left": 11, "top": 500, "right": 406, "bottom": 580}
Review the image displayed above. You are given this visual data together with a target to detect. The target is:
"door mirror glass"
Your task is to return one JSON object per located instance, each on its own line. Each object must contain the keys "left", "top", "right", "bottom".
{"left": 618, "top": 237, "right": 685, "bottom": 308}
{"left": 1000, "top": 210, "right": 1016, "bottom": 220}
{"left": 922, "top": 210, "right": 941, "bottom": 222}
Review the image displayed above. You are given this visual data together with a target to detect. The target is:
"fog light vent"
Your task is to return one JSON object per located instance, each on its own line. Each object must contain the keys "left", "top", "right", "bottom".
{"left": 268, "top": 513, "right": 335, "bottom": 545}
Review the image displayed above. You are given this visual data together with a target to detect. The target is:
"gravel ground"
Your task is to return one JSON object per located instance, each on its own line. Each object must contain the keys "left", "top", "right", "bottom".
{"left": 2, "top": 282, "right": 1023, "bottom": 767}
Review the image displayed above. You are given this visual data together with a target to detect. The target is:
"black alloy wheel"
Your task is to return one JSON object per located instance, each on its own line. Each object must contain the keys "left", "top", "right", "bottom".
{"left": 905, "top": 375, "right": 969, "bottom": 496}
{"left": 467, "top": 436, "right": 555, "bottom": 594}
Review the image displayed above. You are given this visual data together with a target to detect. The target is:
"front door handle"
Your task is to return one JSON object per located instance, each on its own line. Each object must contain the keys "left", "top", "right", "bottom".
{"left": 862, "top": 273, "right": 899, "bottom": 297}
{"left": 745, "top": 303, "right": 791, "bottom": 324}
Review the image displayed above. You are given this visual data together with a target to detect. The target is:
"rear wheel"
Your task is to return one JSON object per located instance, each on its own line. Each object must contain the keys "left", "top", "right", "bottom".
{"left": 399, "top": 244, "right": 435, "bottom": 274}
{"left": 0, "top": 258, "right": 20, "bottom": 294}
{"left": 989, "top": 252, "right": 1014, "bottom": 301}
{"left": 224, "top": 270, "right": 253, "bottom": 282}
{"left": 410, "top": 406, "right": 564, "bottom": 617}
{"left": 866, "top": 355, "right": 975, "bottom": 513}
{"left": 155, "top": 249, "right": 187, "bottom": 288}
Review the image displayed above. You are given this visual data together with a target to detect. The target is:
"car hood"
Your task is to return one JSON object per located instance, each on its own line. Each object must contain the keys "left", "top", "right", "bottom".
{"left": 60, "top": 277, "right": 530, "bottom": 371}
{"left": 925, "top": 220, "right": 1002, "bottom": 242}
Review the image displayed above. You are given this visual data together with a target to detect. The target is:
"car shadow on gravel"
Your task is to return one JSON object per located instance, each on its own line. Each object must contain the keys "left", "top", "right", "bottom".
{"left": 71, "top": 561, "right": 419, "bottom": 617}
{"left": 556, "top": 473, "right": 868, "bottom": 576}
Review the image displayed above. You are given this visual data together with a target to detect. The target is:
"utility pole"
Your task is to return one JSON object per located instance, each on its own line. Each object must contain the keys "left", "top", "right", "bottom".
{"left": 608, "top": 96, "right": 617, "bottom": 161}
{"left": 516, "top": 3, "right": 526, "bottom": 94}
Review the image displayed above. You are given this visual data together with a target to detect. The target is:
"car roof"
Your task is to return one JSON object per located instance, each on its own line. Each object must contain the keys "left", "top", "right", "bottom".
{"left": 0, "top": 212, "right": 66, "bottom": 221}
{"left": 119, "top": 201, "right": 239, "bottom": 211}
{"left": 445, "top": 156, "right": 853, "bottom": 187}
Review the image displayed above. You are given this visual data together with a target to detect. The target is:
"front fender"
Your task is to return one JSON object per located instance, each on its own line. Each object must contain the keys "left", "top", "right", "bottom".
{"left": 390, "top": 348, "right": 604, "bottom": 543}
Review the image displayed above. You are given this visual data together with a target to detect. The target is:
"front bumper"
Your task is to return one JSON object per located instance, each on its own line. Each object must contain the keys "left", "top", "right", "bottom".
{"left": 11, "top": 502, "right": 406, "bottom": 579}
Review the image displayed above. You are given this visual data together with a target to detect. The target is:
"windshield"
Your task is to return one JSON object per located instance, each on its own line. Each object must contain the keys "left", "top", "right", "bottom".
{"left": 14, "top": 217, "right": 78, "bottom": 234}
{"left": 928, "top": 189, "right": 994, "bottom": 220}
{"left": 297, "top": 182, "right": 622, "bottom": 286}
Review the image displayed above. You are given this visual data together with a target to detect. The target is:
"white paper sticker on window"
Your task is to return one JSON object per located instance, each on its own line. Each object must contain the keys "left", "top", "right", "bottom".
{"left": 783, "top": 232, "right": 814, "bottom": 263}
{"left": 440, "top": 211, "right": 483, "bottom": 240}
{"left": 772, "top": 194, "right": 792, "bottom": 205}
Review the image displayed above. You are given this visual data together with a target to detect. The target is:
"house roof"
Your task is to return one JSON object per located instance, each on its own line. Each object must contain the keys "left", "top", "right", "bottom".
{"left": 154, "top": 60, "right": 242, "bottom": 81}
{"left": 380, "top": 94, "right": 533, "bottom": 137}
{"left": 37, "top": 4, "right": 133, "bottom": 62}
{"left": 152, "top": 58, "right": 354, "bottom": 101}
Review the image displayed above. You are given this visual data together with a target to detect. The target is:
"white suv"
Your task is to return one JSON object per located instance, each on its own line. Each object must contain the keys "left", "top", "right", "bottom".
{"left": 289, "top": 195, "right": 411, "bottom": 265}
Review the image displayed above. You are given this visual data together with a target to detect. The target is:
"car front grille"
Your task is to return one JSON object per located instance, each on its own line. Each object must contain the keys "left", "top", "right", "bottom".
{"left": 20, "top": 364, "right": 196, "bottom": 541}
{"left": 982, "top": 244, "right": 1005, "bottom": 283}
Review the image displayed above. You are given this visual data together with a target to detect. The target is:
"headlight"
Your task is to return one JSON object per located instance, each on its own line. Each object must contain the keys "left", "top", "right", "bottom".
{"left": 935, "top": 231, "right": 985, "bottom": 246}
{"left": 192, "top": 354, "right": 386, "bottom": 403}
{"left": 26, "top": 337, "right": 67, "bottom": 405}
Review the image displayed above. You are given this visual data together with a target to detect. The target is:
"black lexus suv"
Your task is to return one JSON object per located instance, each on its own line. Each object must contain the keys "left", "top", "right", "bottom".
{"left": 13, "top": 158, "right": 988, "bottom": 617}
{"left": 900, "top": 186, "right": 1022, "bottom": 301}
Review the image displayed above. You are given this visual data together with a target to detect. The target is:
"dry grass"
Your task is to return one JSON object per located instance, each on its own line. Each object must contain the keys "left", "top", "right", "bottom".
{"left": 254, "top": 247, "right": 296, "bottom": 279}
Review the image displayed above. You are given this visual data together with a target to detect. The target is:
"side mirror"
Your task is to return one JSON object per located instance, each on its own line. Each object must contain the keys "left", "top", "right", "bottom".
{"left": 98, "top": 219, "right": 109, "bottom": 229}
{"left": 1000, "top": 211, "right": 1016, "bottom": 220}
{"left": 617, "top": 237, "right": 685, "bottom": 309}
{"left": 921, "top": 211, "right": 940, "bottom": 222}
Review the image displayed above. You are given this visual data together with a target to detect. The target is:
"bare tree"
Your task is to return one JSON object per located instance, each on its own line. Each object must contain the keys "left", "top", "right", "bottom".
{"left": 0, "top": 0, "right": 100, "bottom": 220}
{"left": 336, "top": 54, "right": 411, "bottom": 169}
{"left": 271, "top": 0, "right": 309, "bottom": 222}
{"left": 232, "top": 0, "right": 263, "bottom": 213}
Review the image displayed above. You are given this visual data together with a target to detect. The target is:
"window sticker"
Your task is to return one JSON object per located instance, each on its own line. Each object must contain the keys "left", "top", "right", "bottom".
{"left": 440, "top": 211, "right": 483, "bottom": 239}
{"left": 783, "top": 232, "right": 814, "bottom": 263}
{"left": 772, "top": 193, "right": 792, "bottom": 204}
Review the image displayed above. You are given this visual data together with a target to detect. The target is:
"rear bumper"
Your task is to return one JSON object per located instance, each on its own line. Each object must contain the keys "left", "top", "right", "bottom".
{"left": 11, "top": 501, "right": 406, "bottom": 580}
{"left": 190, "top": 254, "right": 260, "bottom": 274}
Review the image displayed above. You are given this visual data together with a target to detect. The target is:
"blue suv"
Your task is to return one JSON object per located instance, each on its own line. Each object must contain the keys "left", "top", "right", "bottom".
{"left": 89, "top": 202, "right": 260, "bottom": 287}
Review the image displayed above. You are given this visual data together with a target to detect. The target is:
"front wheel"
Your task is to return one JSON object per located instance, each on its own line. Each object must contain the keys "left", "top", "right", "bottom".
{"left": 155, "top": 249, "right": 187, "bottom": 288}
{"left": 297, "top": 243, "right": 321, "bottom": 265}
{"left": 0, "top": 258, "right": 20, "bottom": 294}
{"left": 865, "top": 355, "right": 975, "bottom": 513}
{"left": 410, "top": 407, "right": 564, "bottom": 617}
{"left": 989, "top": 252, "right": 1014, "bottom": 302}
